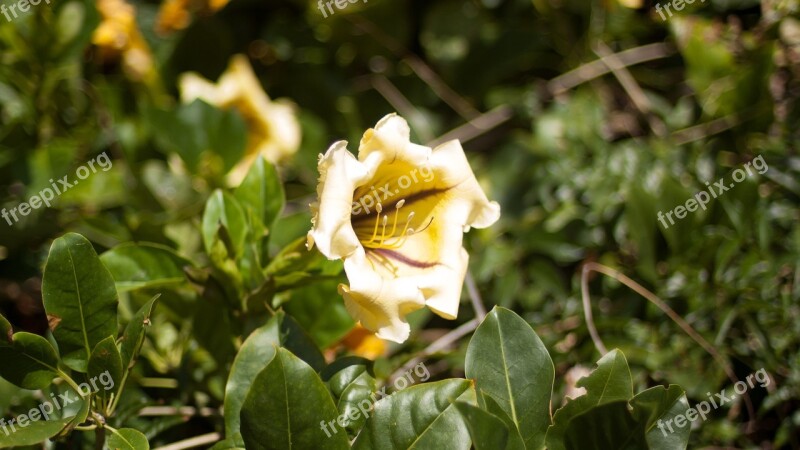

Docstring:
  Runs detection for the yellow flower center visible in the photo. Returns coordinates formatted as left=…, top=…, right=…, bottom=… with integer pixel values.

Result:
left=361, top=200, right=415, bottom=251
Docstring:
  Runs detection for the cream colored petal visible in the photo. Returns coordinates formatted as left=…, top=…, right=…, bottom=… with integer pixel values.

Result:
left=306, top=141, right=370, bottom=260
left=428, top=139, right=501, bottom=229
left=179, top=72, right=223, bottom=105
left=419, top=247, right=469, bottom=319
left=358, top=113, right=431, bottom=170
left=340, top=248, right=426, bottom=343
left=264, top=99, right=302, bottom=157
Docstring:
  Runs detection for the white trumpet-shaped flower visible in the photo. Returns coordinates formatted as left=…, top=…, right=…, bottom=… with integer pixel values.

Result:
left=307, top=114, right=500, bottom=343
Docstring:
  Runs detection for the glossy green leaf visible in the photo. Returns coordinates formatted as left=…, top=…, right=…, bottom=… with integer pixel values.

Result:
left=352, top=379, right=475, bottom=450
left=107, top=427, right=150, bottom=450
left=41, top=232, right=118, bottom=372
left=556, top=385, right=690, bottom=450
left=454, top=401, right=510, bottom=450
left=282, top=279, right=353, bottom=349
left=100, top=243, right=190, bottom=292
left=224, top=318, right=281, bottom=438
left=0, top=417, right=74, bottom=447
left=224, top=310, right=324, bottom=438
left=0, top=314, right=11, bottom=345
left=465, top=307, right=554, bottom=450
left=202, top=190, right=248, bottom=261
left=631, top=385, right=692, bottom=450
left=119, top=295, right=159, bottom=370
left=234, top=155, right=284, bottom=234
left=240, top=348, right=349, bottom=450
left=321, top=357, right=377, bottom=435
left=562, top=401, right=641, bottom=450
left=88, top=336, right=123, bottom=408
left=478, top=391, right=526, bottom=450
left=546, top=349, right=633, bottom=450
left=0, top=328, right=60, bottom=390
left=209, top=438, right=246, bottom=450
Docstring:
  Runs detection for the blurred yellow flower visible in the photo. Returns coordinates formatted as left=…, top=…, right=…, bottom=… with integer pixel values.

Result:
left=92, top=0, right=155, bottom=82
left=307, top=114, right=500, bottom=343
left=329, top=324, right=387, bottom=360
left=178, top=55, right=301, bottom=185
left=155, top=0, right=230, bottom=35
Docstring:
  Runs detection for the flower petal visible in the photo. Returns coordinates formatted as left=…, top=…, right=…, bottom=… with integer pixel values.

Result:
left=307, top=142, right=370, bottom=260
left=340, top=248, right=426, bottom=343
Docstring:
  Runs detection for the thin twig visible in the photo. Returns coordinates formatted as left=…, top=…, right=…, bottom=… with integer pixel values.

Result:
left=371, top=75, right=435, bottom=143
left=345, top=15, right=481, bottom=120
left=138, top=406, right=220, bottom=417
left=465, top=271, right=487, bottom=320
left=580, top=262, right=756, bottom=432
left=547, top=43, right=674, bottom=96
left=593, top=42, right=668, bottom=137
left=152, top=432, right=222, bottom=450
left=671, top=114, right=740, bottom=145
left=427, top=105, right=513, bottom=148
left=580, top=265, right=608, bottom=355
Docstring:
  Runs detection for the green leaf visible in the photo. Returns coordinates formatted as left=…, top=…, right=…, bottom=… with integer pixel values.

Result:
left=279, top=313, right=326, bottom=372
left=282, top=279, right=353, bottom=349
left=478, top=391, right=526, bottom=450
left=234, top=155, right=284, bottom=235
left=352, top=379, right=475, bottom=450
left=321, top=357, right=377, bottom=436
left=557, top=385, right=690, bottom=450
left=149, top=100, right=247, bottom=172
left=224, top=319, right=281, bottom=438
left=209, top=438, right=246, bottom=450
left=202, top=190, right=248, bottom=261
left=0, top=417, right=74, bottom=447
left=562, top=401, right=641, bottom=450
left=107, top=427, right=150, bottom=450
left=546, top=349, right=633, bottom=450
left=454, top=401, right=510, bottom=450
left=240, top=348, right=349, bottom=450
left=0, top=328, right=60, bottom=390
left=631, top=385, right=691, bottom=450
left=465, top=307, right=554, bottom=450
left=0, top=314, right=11, bottom=344
left=88, top=336, right=123, bottom=408
left=42, top=233, right=119, bottom=372
left=100, top=243, right=190, bottom=292
left=119, top=295, right=159, bottom=370
left=224, top=311, right=324, bottom=437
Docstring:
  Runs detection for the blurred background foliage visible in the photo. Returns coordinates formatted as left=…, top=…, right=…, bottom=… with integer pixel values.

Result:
left=0, top=0, right=798, bottom=447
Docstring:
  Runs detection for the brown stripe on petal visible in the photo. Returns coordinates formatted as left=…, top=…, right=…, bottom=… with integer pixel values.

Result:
left=352, top=186, right=452, bottom=223
left=370, top=248, right=438, bottom=269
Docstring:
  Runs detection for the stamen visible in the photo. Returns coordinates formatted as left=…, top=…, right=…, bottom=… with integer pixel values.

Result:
left=378, top=215, right=389, bottom=245
left=360, top=198, right=431, bottom=251
left=385, top=200, right=405, bottom=238
left=365, top=208, right=382, bottom=244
